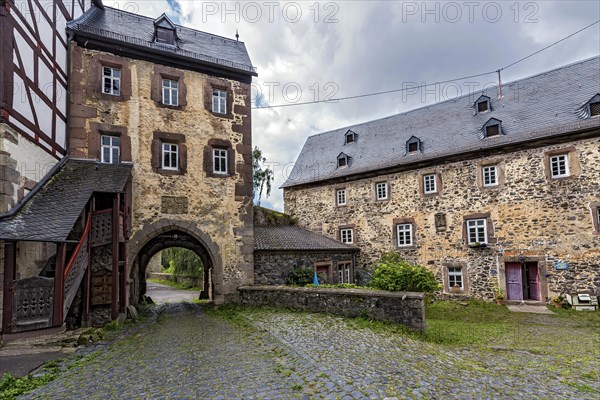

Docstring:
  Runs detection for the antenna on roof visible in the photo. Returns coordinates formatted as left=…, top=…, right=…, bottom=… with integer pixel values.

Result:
left=497, top=69, right=503, bottom=99
left=235, top=29, right=239, bottom=41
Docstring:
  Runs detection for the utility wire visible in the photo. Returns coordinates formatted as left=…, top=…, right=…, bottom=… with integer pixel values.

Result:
left=253, top=19, right=600, bottom=110
left=253, top=71, right=496, bottom=109
left=501, top=19, right=600, bottom=71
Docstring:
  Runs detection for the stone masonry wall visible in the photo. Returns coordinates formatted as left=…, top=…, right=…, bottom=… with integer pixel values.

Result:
left=284, top=135, right=600, bottom=300
left=68, top=44, right=254, bottom=303
left=238, top=285, right=425, bottom=332
left=254, top=251, right=355, bottom=285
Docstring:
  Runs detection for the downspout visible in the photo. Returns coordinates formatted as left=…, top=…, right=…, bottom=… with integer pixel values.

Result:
left=65, top=31, right=74, bottom=157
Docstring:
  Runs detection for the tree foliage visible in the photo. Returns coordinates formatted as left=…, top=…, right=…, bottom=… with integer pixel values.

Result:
left=161, top=247, right=203, bottom=277
left=252, top=146, right=274, bottom=205
left=371, top=253, right=440, bottom=293
left=286, top=267, right=314, bottom=286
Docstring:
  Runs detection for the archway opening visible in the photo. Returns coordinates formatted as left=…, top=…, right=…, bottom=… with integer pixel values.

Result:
left=130, top=230, right=213, bottom=304
left=145, top=247, right=204, bottom=301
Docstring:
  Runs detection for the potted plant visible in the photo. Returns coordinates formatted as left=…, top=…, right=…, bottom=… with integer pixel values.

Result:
left=551, top=295, right=564, bottom=308
left=494, top=287, right=505, bottom=305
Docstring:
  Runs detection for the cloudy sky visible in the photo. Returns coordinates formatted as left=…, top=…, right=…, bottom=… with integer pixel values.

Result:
left=120, top=0, right=599, bottom=211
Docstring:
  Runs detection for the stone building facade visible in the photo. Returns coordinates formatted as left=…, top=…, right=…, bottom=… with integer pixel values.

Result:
left=283, top=58, right=600, bottom=301
left=66, top=6, right=257, bottom=304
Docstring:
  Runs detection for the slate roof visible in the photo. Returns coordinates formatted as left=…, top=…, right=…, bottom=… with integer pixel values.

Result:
left=67, top=5, right=256, bottom=76
left=282, top=56, right=600, bottom=188
left=0, top=159, right=132, bottom=242
left=255, top=226, right=358, bottom=252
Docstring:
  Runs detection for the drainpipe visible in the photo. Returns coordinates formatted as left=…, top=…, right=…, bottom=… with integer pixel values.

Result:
left=65, top=31, right=74, bottom=156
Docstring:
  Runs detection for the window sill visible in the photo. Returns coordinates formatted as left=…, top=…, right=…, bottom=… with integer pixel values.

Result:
left=397, top=245, right=417, bottom=250
left=156, top=102, right=184, bottom=111
left=206, top=172, right=233, bottom=179
left=96, top=92, right=129, bottom=102
left=208, top=110, right=233, bottom=119
left=155, top=168, right=185, bottom=176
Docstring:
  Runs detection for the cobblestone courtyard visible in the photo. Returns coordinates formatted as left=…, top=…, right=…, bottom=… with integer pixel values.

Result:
left=23, top=303, right=599, bottom=399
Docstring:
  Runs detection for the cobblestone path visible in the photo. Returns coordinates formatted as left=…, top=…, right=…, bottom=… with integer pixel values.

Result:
left=23, top=304, right=599, bottom=399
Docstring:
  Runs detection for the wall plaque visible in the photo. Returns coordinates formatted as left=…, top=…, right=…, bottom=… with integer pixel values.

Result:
left=161, top=196, right=189, bottom=214
left=434, top=213, right=447, bottom=232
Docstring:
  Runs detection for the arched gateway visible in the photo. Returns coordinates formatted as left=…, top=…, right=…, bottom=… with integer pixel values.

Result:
left=128, top=220, right=222, bottom=304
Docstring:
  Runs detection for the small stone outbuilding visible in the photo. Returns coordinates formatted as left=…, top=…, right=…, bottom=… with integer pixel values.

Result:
left=254, top=225, right=359, bottom=285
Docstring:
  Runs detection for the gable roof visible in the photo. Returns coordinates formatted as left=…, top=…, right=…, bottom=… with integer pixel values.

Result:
left=282, top=56, right=600, bottom=188
left=0, top=159, right=132, bottom=242
left=67, top=5, right=256, bottom=76
left=255, top=226, right=358, bottom=252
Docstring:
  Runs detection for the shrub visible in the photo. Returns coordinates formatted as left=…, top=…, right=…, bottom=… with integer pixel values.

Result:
left=371, top=254, right=440, bottom=293
left=287, top=267, right=314, bottom=286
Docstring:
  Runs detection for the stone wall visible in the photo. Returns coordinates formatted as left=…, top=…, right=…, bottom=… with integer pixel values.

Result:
left=284, top=135, right=600, bottom=300
left=254, top=251, right=355, bottom=285
left=238, top=285, right=425, bottom=331
left=68, top=44, right=254, bottom=304
left=147, top=272, right=202, bottom=289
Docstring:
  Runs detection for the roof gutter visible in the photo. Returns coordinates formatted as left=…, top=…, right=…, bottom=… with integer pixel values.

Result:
left=282, top=124, right=600, bottom=190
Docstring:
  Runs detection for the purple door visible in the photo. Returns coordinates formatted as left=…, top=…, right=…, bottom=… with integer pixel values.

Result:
left=527, top=264, right=540, bottom=301
left=506, top=263, right=523, bottom=300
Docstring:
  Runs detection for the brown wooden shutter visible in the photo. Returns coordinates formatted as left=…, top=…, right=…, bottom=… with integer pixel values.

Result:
left=151, top=139, right=161, bottom=170
left=120, top=135, right=132, bottom=162
left=179, top=143, right=187, bottom=174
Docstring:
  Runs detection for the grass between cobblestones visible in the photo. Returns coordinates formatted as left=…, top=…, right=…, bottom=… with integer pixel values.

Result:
left=210, top=300, right=600, bottom=395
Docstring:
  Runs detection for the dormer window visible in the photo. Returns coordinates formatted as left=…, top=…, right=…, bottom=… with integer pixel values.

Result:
left=345, top=130, right=356, bottom=144
left=405, top=136, right=422, bottom=155
left=474, top=95, right=491, bottom=114
left=482, top=118, right=502, bottom=138
left=154, top=14, right=177, bottom=46
left=588, top=94, right=600, bottom=117
left=337, top=152, right=349, bottom=168
left=591, top=101, right=600, bottom=117
left=577, top=94, right=600, bottom=119
left=156, top=28, right=175, bottom=45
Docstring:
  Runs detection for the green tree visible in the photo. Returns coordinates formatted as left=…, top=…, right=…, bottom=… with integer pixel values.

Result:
left=161, top=248, right=203, bottom=277
left=253, top=146, right=274, bottom=205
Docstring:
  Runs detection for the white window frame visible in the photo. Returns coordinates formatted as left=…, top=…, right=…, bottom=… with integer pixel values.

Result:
left=423, top=174, right=437, bottom=194
left=213, top=148, right=228, bottom=175
left=482, top=165, right=498, bottom=187
left=101, top=135, right=120, bottom=164
left=336, top=189, right=346, bottom=206
left=447, top=267, right=464, bottom=290
left=162, top=143, right=179, bottom=170
left=162, top=78, right=179, bottom=106
left=102, top=66, right=121, bottom=96
left=467, top=219, right=487, bottom=244
left=338, top=262, right=351, bottom=283
left=550, top=154, right=569, bottom=178
left=396, top=223, right=413, bottom=247
left=375, top=182, right=388, bottom=200
left=340, top=228, right=353, bottom=244
left=212, top=89, right=227, bottom=114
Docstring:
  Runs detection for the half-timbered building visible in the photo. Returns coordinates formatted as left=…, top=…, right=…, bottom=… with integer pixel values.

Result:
left=1, top=1, right=256, bottom=339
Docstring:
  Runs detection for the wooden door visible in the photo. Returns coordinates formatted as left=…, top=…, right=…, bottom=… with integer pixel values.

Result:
left=506, top=263, right=523, bottom=300
left=527, top=264, right=540, bottom=301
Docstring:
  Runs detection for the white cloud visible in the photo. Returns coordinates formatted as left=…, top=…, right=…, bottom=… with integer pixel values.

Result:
left=129, top=1, right=600, bottom=211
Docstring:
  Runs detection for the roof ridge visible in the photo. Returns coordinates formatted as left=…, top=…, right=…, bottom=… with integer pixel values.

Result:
left=305, top=55, right=600, bottom=140
left=101, top=5, right=246, bottom=45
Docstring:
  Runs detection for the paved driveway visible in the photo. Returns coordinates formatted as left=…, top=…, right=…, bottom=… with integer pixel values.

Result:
left=23, top=304, right=599, bottom=399
left=146, top=281, right=199, bottom=303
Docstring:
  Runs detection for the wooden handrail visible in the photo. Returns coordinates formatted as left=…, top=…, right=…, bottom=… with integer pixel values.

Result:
left=64, top=211, right=92, bottom=279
